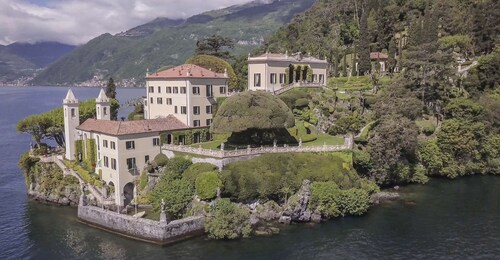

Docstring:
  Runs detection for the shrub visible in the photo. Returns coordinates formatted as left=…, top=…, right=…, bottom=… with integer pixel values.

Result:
left=335, top=189, right=370, bottom=216
left=148, top=177, right=193, bottom=219
left=310, top=182, right=341, bottom=218
left=164, top=157, right=192, bottom=179
left=294, top=98, right=309, bottom=108
left=205, top=199, right=252, bottom=239
left=154, top=153, right=169, bottom=167
left=421, top=124, right=436, bottom=136
left=183, top=163, right=217, bottom=186
left=195, top=171, right=222, bottom=200
left=139, top=171, right=148, bottom=190
left=18, top=152, right=40, bottom=173
left=221, top=153, right=359, bottom=202
left=411, top=164, right=429, bottom=184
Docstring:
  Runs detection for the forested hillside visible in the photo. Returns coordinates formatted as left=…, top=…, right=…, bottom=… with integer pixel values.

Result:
left=32, top=0, right=316, bottom=85
left=265, top=0, right=499, bottom=186
left=263, top=0, right=498, bottom=76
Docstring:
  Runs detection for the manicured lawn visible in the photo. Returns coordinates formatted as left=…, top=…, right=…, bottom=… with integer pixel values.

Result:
left=302, top=133, right=345, bottom=146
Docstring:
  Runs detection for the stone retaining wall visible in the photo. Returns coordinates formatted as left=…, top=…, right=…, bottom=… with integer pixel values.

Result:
left=78, top=205, right=204, bottom=245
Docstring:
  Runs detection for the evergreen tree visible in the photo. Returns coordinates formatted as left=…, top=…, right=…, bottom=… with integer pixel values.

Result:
left=387, top=37, right=397, bottom=73
left=105, top=78, right=117, bottom=99
left=357, top=7, right=371, bottom=75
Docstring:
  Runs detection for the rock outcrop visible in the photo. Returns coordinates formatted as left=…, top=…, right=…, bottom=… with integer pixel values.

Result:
left=370, top=191, right=400, bottom=204
left=281, top=179, right=313, bottom=223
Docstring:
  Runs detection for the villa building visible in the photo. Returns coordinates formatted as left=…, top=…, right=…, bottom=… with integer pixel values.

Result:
left=144, top=64, right=229, bottom=127
left=247, top=52, right=328, bottom=92
left=63, top=64, right=224, bottom=206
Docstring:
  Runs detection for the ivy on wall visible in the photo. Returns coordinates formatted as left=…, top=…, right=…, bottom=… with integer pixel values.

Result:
left=160, top=128, right=211, bottom=145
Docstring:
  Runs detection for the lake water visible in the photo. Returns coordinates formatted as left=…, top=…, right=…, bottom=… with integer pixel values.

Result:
left=0, top=86, right=499, bottom=259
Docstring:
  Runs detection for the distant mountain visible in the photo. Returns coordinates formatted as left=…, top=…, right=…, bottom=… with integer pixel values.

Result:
left=32, top=0, right=316, bottom=86
left=0, top=42, right=76, bottom=84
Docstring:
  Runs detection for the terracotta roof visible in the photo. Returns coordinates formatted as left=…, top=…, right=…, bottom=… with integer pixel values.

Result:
left=370, top=52, right=388, bottom=60
left=146, top=64, right=228, bottom=79
left=248, top=52, right=328, bottom=64
left=77, top=115, right=188, bottom=136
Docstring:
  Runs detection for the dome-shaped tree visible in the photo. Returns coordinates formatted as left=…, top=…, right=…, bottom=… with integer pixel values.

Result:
left=185, top=54, right=238, bottom=91
left=212, top=91, right=295, bottom=144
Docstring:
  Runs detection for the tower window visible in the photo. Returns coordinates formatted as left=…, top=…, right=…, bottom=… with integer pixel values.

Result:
left=103, top=107, right=107, bottom=115
left=71, top=108, right=76, bottom=118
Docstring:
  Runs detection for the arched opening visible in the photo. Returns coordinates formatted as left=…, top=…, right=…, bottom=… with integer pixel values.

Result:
left=123, top=182, right=134, bottom=206
left=103, top=107, right=108, bottom=116
left=295, top=65, right=302, bottom=82
left=107, top=181, right=115, bottom=199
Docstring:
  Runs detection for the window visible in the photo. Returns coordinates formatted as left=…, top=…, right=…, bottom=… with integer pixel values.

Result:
left=193, top=86, right=200, bottom=95
left=158, top=86, right=161, bottom=93
left=103, top=140, right=108, bottom=148
left=126, top=158, right=136, bottom=170
left=279, top=73, right=286, bottom=84
left=193, top=120, right=200, bottom=127
left=153, top=138, right=160, bottom=146
left=110, top=141, right=116, bottom=150
left=71, top=108, right=76, bottom=118
left=206, top=119, right=212, bottom=126
left=206, top=105, right=212, bottom=114
left=166, top=87, right=172, bottom=93
left=173, top=87, right=179, bottom=93
left=312, top=74, right=318, bottom=82
left=157, top=97, right=163, bottom=104
left=111, top=158, right=116, bottom=170
left=150, top=97, right=154, bottom=104
left=193, top=106, right=200, bottom=115
left=220, top=86, right=226, bottom=94
left=180, top=87, right=186, bottom=94
left=319, top=74, right=324, bottom=83
left=103, top=107, right=108, bottom=115
left=181, top=106, right=187, bottom=114
left=166, top=98, right=172, bottom=105
left=254, top=73, right=261, bottom=87
left=103, top=156, right=109, bottom=167
left=270, top=73, right=277, bottom=84
left=174, top=106, right=178, bottom=114
left=145, top=155, right=150, bottom=164
left=126, top=141, right=135, bottom=150
left=206, top=85, right=213, bottom=97
left=148, top=86, right=154, bottom=93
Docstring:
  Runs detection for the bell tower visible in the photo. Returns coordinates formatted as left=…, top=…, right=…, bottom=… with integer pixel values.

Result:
left=96, top=88, right=111, bottom=120
left=63, top=89, right=79, bottom=160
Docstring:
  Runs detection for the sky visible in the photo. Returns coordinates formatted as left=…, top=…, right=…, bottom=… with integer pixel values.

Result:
left=0, top=0, right=252, bottom=45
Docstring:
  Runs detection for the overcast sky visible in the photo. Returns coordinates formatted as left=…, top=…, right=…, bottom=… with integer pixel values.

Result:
left=0, top=0, right=252, bottom=45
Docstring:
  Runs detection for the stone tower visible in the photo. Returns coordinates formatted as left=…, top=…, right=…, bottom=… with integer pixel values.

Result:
left=63, top=89, right=79, bottom=160
left=96, top=88, right=111, bottom=120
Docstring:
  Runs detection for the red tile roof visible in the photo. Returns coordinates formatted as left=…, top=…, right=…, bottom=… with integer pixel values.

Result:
left=146, top=64, right=228, bottom=79
left=77, top=115, right=188, bottom=136
left=370, top=52, right=388, bottom=60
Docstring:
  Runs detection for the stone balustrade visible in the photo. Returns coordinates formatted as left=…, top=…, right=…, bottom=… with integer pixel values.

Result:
left=163, top=135, right=353, bottom=159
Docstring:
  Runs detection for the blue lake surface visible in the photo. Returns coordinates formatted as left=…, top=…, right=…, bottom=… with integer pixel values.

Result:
left=0, top=86, right=498, bottom=259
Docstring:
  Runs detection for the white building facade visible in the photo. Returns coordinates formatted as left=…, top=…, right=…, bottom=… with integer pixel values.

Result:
left=144, top=64, right=229, bottom=127
left=247, top=52, right=328, bottom=92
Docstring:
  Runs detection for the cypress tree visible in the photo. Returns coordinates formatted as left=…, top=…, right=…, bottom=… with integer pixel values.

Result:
left=357, top=7, right=372, bottom=75
left=105, top=77, right=117, bottom=99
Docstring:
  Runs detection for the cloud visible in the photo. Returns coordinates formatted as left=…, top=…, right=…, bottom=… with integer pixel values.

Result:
left=0, top=0, right=251, bottom=45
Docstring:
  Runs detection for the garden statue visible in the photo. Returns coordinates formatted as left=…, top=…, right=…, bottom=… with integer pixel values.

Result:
left=273, top=139, right=277, bottom=147
left=221, top=142, right=225, bottom=151
left=299, top=138, right=302, bottom=147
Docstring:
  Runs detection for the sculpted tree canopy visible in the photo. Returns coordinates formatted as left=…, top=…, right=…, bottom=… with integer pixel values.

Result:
left=185, top=54, right=239, bottom=91
left=212, top=91, right=295, bottom=144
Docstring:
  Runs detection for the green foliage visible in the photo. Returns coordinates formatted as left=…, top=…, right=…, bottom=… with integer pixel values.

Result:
left=335, top=188, right=369, bottom=216
left=163, top=157, right=192, bottom=180
left=195, top=171, right=222, bottom=200
left=18, top=152, right=40, bottom=173
left=221, top=152, right=360, bottom=202
left=367, top=114, right=419, bottom=185
left=212, top=91, right=297, bottom=144
left=183, top=163, right=218, bottom=186
left=153, top=153, right=169, bottom=167
left=195, top=35, right=234, bottom=59
left=105, top=77, right=117, bottom=99
left=139, top=171, right=148, bottom=191
left=328, top=115, right=364, bottom=135
left=62, top=160, right=103, bottom=187
left=464, top=50, right=500, bottom=94
left=357, top=8, right=371, bottom=75
left=310, top=182, right=341, bottom=218
left=185, top=54, right=238, bottom=91
left=205, top=199, right=252, bottom=240
left=411, top=165, right=429, bottom=184
left=445, top=98, right=483, bottom=121
left=148, top=177, right=193, bottom=219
